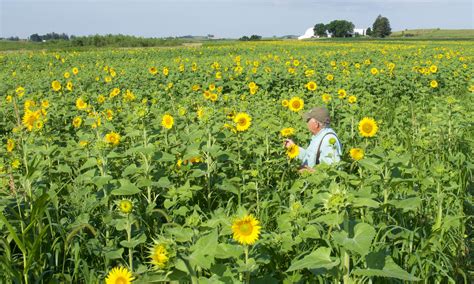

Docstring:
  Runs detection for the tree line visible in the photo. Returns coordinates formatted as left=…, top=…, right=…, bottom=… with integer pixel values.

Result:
left=313, top=15, right=391, bottom=38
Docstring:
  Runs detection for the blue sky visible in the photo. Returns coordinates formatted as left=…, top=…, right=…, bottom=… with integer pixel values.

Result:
left=1, top=0, right=473, bottom=38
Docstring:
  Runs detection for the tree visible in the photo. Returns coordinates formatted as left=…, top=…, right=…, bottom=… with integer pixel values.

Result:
left=29, top=34, right=42, bottom=42
left=313, top=23, right=327, bottom=37
left=239, top=36, right=250, bottom=41
left=366, top=27, right=372, bottom=36
left=372, top=15, right=391, bottom=38
left=326, top=20, right=354, bottom=37
left=249, top=35, right=262, bottom=41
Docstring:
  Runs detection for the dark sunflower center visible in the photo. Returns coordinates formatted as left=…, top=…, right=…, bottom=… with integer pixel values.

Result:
left=362, top=123, right=373, bottom=133
left=239, top=222, right=253, bottom=235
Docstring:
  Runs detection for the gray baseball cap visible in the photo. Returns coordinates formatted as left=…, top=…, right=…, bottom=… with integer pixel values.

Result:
left=303, top=107, right=330, bottom=124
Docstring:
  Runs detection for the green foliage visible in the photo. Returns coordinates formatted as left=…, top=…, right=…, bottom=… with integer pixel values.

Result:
left=326, top=20, right=355, bottom=37
left=0, top=40, right=472, bottom=283
left=372, top=15, right=392, bottom=38
left=313, top=23, right=327, bottom=37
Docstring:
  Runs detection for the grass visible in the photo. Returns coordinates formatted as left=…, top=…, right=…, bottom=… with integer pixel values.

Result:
left=390, top=29, right=474, bottom=39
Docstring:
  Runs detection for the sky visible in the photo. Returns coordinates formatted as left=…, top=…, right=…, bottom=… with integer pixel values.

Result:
left=1, top=0, right=473, bottom=39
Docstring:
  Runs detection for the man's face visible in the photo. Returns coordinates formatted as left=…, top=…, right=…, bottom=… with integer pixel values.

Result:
left=307, top=118, right=322, bottom=135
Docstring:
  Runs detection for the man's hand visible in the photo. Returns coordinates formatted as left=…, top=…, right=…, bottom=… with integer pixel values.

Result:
left=284, top=139, right=295, bottom=148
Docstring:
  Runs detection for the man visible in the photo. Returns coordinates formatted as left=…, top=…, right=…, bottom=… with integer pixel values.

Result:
left=284, top=106, right=342, bottom=171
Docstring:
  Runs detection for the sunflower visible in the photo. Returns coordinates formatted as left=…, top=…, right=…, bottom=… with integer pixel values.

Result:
left=287, top=145, right=299, bottom=159
left=51, top=80, right=61, bottom=92
left=35, top=120, right=44, bottom=130
left=203, top=91, right=211, bottom=100
left=6, top=139, right=14, bottom=152
left=149, top=242, right=169, bottom=269
left=149, top=67, right=158, bottom=75
left=22, top=110, right=41, bottom=131
left=430, top=65, right=438, bottom=73
left=288, top=97, right=304, bottom=112
left=124, top=90, right=136, bottom=102
left=192, top=84, right=200, bottom=91
left=349, top=148, right=364, bottom=161
left=105, top=132, right=121, bottom=146
left=105, top=266, right=134, bottom=284
left=66, top=81, right=73, bottom=91
left=41, top=100, right=49, bottom=108
left=337, top=89, right=347, bottom=99
left=11, top=159, right=21, bottom=169
left=280, top=127, right=295, bottom=137
left=234, top=112, right=252, bottom=132
left=281, top=99, right=289, bottom=107
left=72, top=67, right=79, bottom=75
left=370, top=68, right=379, bottom=75
left=64, top=72, right=70, bottom=79
left=322, top=93, right=332, bottom=103
left=250, top=86, right=258, bottom=95
left=110, top=88, right=121, bottom=98
left=210, top=93, right=218, bottom=102
left=118, top=199, right=133, bottom=214
left=197, top=107, right=204, bottom=119
left=16, top=86, right=25, bottom=96
left=24, top=100, right=36, bottom=110
left=161, top=114, right=174, bottom=129
left=87, top=96, right=99, bottom=106
left=76, top=98, right=87, bottom=110
left=358, top=117, right=378, bottom=137
left=163, top=67, right=169, bottom=76
left=348, top=95, right=357, bottom=104
left=248, top=82, right=257, bottom=89
left=306, top=81, right=317, bottom=91
left=232, top=215, right=261, bottom=245
left=430, top=80, right=438, bottom=88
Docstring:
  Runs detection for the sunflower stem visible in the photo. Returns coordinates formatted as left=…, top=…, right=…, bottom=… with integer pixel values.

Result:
left=127, top=215, right=133, bottom=270
left=244, top=245, right=250, bottom=284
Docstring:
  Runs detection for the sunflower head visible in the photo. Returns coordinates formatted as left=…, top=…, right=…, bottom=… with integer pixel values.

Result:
left=105, top=266, right=134, bottom=284
left=232, top=214, right=261, bottom=245
left=358, top=117, right=378, bottom=138
left=234, top=112, right=252, bottom=132
left=349, top=148, right=364, bottom=161
left=6, top=139, right=14, bottom=153
left=161, top=114, right=174, bottom=129
left=280, top=127, right=295, bottom=137
left=105, top=132, right=121, bottom=146
left=51, top=80, right=61, bottom=92
left=288, top=97, right=304, bottom=112
left=306, top=81, right=317, bottom=91
left=287, top=145, right=299, bottom=159
left=281, top=99, right=289, bottom=107
left=118, top=199, right=133, bottom=214
left=149, top=242, right=169, bottom=269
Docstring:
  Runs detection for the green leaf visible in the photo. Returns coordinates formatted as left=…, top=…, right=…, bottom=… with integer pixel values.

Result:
left=388, top=197, right=421, bottom=212
left=189, top=229, right=218, bottom=269
left=104, top=248, right=124, bottom=260
left=120, top=233, right=147, bottom=248
left=287, top=247, right=340, bottom=272
left=215, top=243, right=243, bottom=259
left=352, top=254, right=420, bottom=281
left=111, top=179, right=141, bottom=195
left=332, top=223, right=375, bottom=257
left=353, top=197, right=380, bottom=208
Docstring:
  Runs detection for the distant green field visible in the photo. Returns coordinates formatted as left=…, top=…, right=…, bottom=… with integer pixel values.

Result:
left=391, top=29, right=474, bottom=39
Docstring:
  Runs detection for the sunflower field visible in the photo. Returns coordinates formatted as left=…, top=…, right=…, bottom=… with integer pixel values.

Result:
left=0, top=40, right=473, bottom=283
